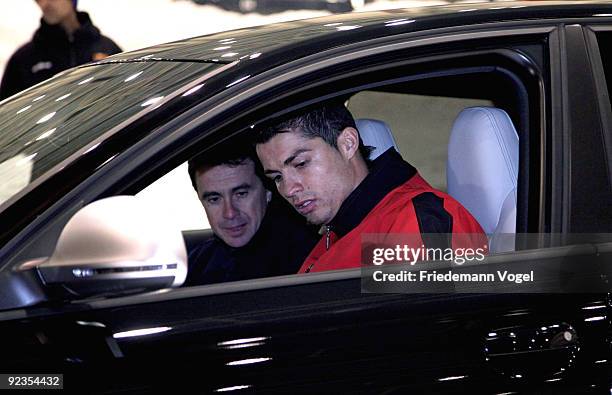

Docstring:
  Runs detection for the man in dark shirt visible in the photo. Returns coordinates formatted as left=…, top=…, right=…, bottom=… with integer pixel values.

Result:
left=184, top=145, right=318, bottom=286
left=0, top=0, right=121, bottom=99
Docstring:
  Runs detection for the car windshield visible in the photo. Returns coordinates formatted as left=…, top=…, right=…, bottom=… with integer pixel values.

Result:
left=0, top=61, right=221, bottom=208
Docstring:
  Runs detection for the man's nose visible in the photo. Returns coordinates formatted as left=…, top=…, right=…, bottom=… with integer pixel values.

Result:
left=280, top=174, right=303, bottom=199
left=222, top=200, right=238, bottom=219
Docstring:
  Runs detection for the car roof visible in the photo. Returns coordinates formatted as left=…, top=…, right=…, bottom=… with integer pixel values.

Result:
left=97, top=1, right=612, bottom=66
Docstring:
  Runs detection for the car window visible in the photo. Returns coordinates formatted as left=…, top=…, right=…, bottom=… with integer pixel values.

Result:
left=136, top=162, right=210, bottom=231
left=593, top=29, right=612, bottom=186
left=127, top=47, right=540, bottom=289
left=595, top=31, right=612, bottom=113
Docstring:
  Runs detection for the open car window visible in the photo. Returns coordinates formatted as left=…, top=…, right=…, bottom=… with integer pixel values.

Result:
left=129, top=43, right=542, bottom=288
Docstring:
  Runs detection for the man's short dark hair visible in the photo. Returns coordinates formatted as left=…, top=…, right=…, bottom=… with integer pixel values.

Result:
left=254, top=101, right=373, bottom=161
left=188, top=142, right=266, bottom=192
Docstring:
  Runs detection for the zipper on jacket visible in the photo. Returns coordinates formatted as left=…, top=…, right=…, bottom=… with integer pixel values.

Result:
left=306, top=225, right=333, bottom=273
left=325, top=226, right=331, bottom=250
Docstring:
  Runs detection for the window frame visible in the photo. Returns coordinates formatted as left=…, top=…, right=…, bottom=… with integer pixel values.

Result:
left=583, top=25, right=612, bottom=186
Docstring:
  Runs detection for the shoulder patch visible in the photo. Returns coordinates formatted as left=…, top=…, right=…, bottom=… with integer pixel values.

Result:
left=413, top=192, right=452, bottom=249
left=31, top=61, right=52, bottom=74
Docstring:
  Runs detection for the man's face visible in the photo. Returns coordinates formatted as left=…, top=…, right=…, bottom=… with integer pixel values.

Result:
left=257, top=131, right=355, bottom=225
left=195, top=160, right=270, bottom=248
left=35, top=0, right=75, bottom=25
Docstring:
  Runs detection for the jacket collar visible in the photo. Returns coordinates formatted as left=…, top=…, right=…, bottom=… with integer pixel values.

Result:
left=328, top=148, right=417, bottom=237
left=34, top=12, right=100, bottom=46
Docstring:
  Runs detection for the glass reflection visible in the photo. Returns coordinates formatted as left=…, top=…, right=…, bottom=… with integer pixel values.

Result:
left=218, top=336, right=268, bottom=350
left=385, top=19, right=415, bottom=27
left=182, top=84, right=205, bottom=97
left=226, top=357, right=271, bottom=366
left=215, top=385, right=252, bottom=392
left=141, top=96, right=165, bottom=107
left=16, top=105, right=32, bottom=114
left=36, top=112, right=56, bottom=124
left=336, top=25, right=361, bottom=31
left=35, top=128, right=57, bottom=141
left=55, top=93, right=71, bottom=101
left=226, top=75, right=250, bottom=87
left=218, top=337, right=268, bottom=346
left=124, top=71, right=144, bottom=82
left=438, top=375, right=467, bottom=382
left=113, top=326, right=172, bottom=339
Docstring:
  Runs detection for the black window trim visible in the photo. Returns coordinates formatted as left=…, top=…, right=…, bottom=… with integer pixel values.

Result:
left=559, top=24, right=612, bottom=232
left=583, top=25, right=612, bottom=195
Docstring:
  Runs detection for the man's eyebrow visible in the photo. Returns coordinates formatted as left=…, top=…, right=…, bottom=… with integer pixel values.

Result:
left=231, top=183, right=251, bottom=193
left=283, top=149, right=311, bottom=166
left=201, top=191, right=220, bottom=200
left=264, top=149, right=311, bottom=175
left=201, top=184, right=251, bottom=199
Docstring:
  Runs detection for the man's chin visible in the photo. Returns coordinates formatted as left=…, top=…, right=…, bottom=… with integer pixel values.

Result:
left=223, top=237, right=249, bottom=248
left=305, top=212, right=330, bottom=227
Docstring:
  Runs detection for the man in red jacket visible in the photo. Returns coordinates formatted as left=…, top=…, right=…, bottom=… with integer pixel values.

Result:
left=255, top=102, right=486, bottom=273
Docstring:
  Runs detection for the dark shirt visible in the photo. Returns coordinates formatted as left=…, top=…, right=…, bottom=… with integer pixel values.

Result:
left=0, top=12, right=122, bottom=99
left=184, top=198, right=319, bottom=286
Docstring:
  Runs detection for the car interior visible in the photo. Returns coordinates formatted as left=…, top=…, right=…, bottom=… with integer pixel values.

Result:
left=148, top=50, right=541, bottom=286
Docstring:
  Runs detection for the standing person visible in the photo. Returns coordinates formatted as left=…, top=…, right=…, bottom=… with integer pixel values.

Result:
left=185, top=144, right=319, bottom=286
left=255, top=102, right=487, bottom=273
left=0, top=0, right=122, bottom=99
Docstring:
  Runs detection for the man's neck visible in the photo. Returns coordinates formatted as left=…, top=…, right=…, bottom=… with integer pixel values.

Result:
left=352, top=157, right=369, bottom=191
left=60, top=12, right=80, bottom=36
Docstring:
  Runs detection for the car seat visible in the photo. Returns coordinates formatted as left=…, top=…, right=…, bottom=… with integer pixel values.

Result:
left=356, top=118, right=400, bottom=160
left=447, top=107, right=519, bottom=253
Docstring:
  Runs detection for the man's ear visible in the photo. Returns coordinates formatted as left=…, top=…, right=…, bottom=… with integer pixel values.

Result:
left=337, top=127, right=360, bottom=160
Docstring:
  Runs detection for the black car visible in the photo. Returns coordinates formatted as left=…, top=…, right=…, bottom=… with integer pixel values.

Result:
left=0, top=1, right=611, bottom=393
left=192, top=0, right=368, bottom=13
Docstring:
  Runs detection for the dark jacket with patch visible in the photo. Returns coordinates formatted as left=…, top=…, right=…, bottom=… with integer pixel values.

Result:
left=0, top=12, right=121, bottom=99
left=185, top=198, right=319, bottom=286
left=299, top=148, right=487, bottom=273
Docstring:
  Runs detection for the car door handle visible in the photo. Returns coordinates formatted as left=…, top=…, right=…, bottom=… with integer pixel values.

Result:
left=484, top=323, right=579, bottom=379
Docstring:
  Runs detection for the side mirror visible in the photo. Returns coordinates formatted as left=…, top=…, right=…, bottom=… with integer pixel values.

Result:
left=22, top=196, right=187, bottom=299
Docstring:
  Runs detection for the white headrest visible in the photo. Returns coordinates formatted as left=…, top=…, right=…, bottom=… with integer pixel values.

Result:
left=356, top=118, right=399, bottom=160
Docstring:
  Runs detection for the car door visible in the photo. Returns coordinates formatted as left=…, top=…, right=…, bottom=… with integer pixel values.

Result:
left=1, top=19, right=611, bottom=395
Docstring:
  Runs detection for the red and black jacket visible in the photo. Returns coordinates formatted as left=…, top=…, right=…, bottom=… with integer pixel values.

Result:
left=299, top=148, right=486, bottom=273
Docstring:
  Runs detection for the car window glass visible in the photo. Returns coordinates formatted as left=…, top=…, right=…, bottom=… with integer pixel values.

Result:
left=595, top=31, right=612, bottom=113
left=0, top=61, right=221, bottom=207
